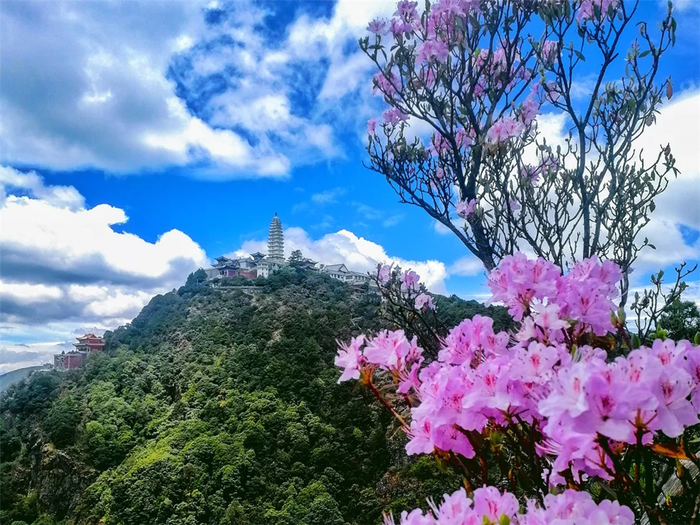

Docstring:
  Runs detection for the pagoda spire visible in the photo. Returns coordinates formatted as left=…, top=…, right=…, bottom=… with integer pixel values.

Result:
left=268, top=213, right=284, bottom=261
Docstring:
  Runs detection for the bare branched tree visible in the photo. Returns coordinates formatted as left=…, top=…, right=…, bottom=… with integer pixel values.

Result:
left=363, top=0, right=679, bottom=305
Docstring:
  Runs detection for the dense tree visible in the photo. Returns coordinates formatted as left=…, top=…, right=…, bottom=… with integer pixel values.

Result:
left=0, top=269, right=501, bottom=525
left=658, top=299, right=700, bottom=342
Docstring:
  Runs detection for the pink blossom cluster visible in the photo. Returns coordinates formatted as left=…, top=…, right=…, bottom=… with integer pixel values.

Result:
left=383, top=107, right=409, bottom=125
left=455, top=127, right=475, bottom=148
left=390, top=0, right=420, bottom=38
left=578, top=0, right=620, bottom=23
left=429, top=133, right=451, bottom=156
left=335, top=330, right=425, bottom=393
left=416, top=293, right=435, bottom=311
left=416, top=39, right=449, bottom=64
left=402, top=270, right=420, bottom=292
left=520, top=153, right=560, bottom=185
left=337, top=253, right=700, bottom=489
left=374, top=70, right=399, bottom=97
left=540, top=338, right=700, bottom=483
left=540, top=40, right=559, bottom=66
left=486, top=116, right=525, bottom=144
left=487, top=253, right=621, bottom=334
left=384, top=486, right=634, bottom=525
left=455, top=198, right=477, bottom=218
left=368, top=0, right=550, bottom=155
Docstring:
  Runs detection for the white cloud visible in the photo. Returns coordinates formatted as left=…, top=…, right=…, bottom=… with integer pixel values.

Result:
left=0, top=166, right=208, bottom=344
left=532, top=89, right=700, bottom=275
left=232, top=226, right=449, bottom=294
left=0, top=341, right=74, bottom=375
left=311, top=187, right=347, bottom=204
left=449, top=256, right=485, bottom=277
left=0, top=1, right=317, bottom=177
left=0, top=166, right=84, bottom=209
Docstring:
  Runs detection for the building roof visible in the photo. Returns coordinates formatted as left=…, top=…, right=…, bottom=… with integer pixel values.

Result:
left=322, top=263, right=349, bottom=273
left=76, top=333, right=103, bottom=341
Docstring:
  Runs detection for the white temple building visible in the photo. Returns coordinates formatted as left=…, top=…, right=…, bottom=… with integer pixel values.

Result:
left=317, top=263, right=372, bottom=285
left=205, top=213, right=373, bottom=287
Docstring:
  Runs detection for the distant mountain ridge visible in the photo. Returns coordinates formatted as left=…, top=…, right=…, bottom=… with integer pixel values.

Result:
left=0, top=365, right=48, bottom=392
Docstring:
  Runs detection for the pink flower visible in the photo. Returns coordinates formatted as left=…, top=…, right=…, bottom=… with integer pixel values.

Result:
left=373, top=70, right=398, bottom=97
left=405, top=417, right=434, bottom=455
left=429, top=134, right=451, bottom=155
left=367, top=18, right=389, bottom=35
left=433, top=488, right=473, bottom=522
left=651, top=365, right=698, bottom=437
left=455, top=198, right=477, bottom=218
left=578, top=0, right=620, bottom=23
left=511, top=341, right=560, bottom=384
left=335, top=335, right=366, bottom=383
left=390, top=18, right=414, bottom=38
left=388, top=487, right=635, bottom=525
left=383, top=107, right=409, bottom=125
left=506, top=198, right=521, bottom=212
left=367, top=118, right=378, bottom=135
left=455, top=127, right=475, bottom=148
left=520, top=94, right=540, bottom=125
left=415, top=293, right=435, bottom=310
left=486, top=116, right=524, bottom=144
left=521, top=164, right=540, bottom=184
left=402, top=269, right=420, bottom=291
left=541, top=40, right=559, bottom=65
left=364, top=330, right=423, bottom=370
left=531, top=303, right=570, bottom=333
left=416, top=39, right=449, bottom=64
left=378, top=263, right=393, bottom=284
left=472, top=486, right=519, bottom=524
left=398, top=362, right=423, bottom=394
left=544, top=80, right=561, bottom=103
left=395, top=0, right=418, bottom=21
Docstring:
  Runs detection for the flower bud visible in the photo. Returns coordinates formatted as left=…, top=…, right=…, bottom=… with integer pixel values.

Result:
left=617, top=307, right=626, bottom=324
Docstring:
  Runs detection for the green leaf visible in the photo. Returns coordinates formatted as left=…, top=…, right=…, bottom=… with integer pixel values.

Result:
left=574, top=50, right=585, bottom=62
left=694, top=332, right=700, bottom=345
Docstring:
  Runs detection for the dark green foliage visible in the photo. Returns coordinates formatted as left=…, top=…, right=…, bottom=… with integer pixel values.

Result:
left=657, top=299, right=700, bottom=342
left=0, top=270, right=507, bottom=525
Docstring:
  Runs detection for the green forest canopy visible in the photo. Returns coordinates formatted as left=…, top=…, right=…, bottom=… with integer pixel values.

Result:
left=0, top=268, right=511, bottom=525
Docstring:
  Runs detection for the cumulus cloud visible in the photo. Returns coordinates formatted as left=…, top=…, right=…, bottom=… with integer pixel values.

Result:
left=0, top=166, right=208, bottom=329
left=0, top=1, right=307, bottom=177
left=449, top=256, right=485, bottom=277
left=0, top=0, right=395, bottom=178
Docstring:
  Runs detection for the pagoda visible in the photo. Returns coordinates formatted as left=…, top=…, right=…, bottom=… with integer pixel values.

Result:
left=268, top=212, right=285, bottom=262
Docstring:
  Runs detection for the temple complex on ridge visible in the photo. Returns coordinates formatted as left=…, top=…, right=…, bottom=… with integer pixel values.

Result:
left=205, top=213, right=373, bottom=287
left=54, top=333, right=105, bottom=370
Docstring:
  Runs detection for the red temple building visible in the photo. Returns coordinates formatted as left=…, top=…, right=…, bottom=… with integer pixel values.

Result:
left=54, top=333, right=105, bottom=370
left=74, top=333, right=105, bottom=352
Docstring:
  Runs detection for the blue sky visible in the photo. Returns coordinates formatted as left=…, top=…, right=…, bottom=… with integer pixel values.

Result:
left=1, top=0, right=699, bottom=372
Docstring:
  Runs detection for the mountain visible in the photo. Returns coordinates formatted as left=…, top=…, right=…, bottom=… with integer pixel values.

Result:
left=0, top=267, right=508, bottom=525
left=0, top=366, right=49, bottom=393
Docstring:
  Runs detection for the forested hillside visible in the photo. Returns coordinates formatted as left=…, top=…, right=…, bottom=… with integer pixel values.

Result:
left=0, top=268, right=509, bottom=525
